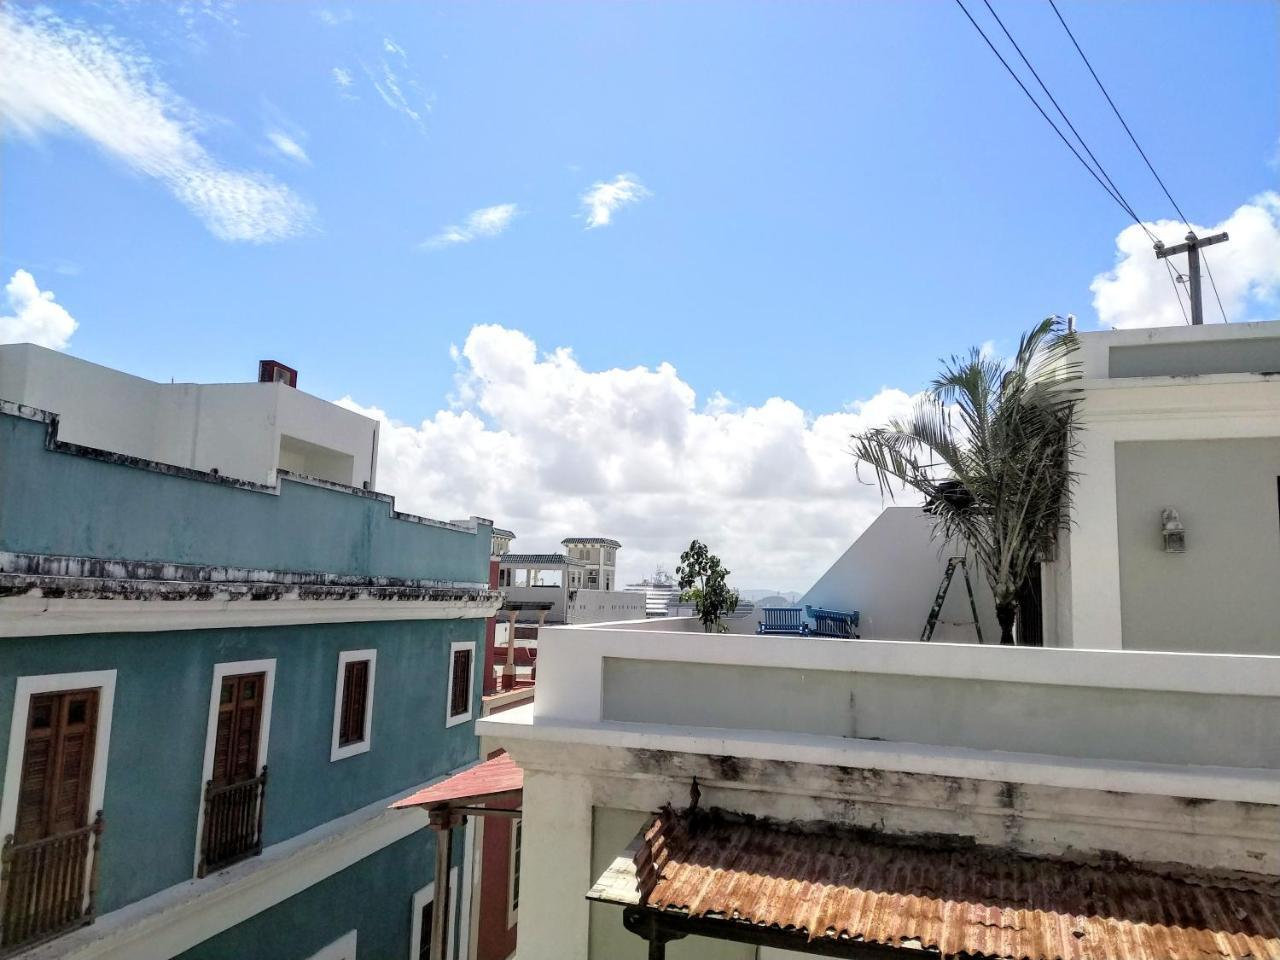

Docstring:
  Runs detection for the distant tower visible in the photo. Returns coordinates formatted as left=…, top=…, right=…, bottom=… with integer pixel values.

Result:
left=491, top=527, right=515, bottom=557
left=560, top=537, right=621, bottom=591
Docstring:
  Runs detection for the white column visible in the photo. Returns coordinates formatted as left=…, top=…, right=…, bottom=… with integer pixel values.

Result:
left=1069, top=425, right=1123, bottom=649
left=515, top=770, right=593, bottom=960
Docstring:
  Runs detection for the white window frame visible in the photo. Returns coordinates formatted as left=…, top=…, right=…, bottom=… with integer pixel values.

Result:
left=409, top=866, right=458, bottom=960
left=0, top=670, right=117, bottom=921
left=330, top=649, right=377, bottom=762
left=445, top=641, right=476, bottom=728
left=307, top=930, right=357, bottom=960
left=193, top=658, right=276, bottom=876
left=507, top=817, right=522, bottom=928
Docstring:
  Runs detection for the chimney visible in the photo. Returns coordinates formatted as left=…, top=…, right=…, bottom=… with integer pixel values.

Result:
left=258, top=360, right=298, bottom=388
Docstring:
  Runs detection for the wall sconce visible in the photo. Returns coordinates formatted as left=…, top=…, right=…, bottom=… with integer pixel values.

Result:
left=1161, top=508, right=1186, bottom=553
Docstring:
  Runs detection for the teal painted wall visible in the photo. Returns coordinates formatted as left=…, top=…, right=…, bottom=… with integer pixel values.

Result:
left=176, top=827, right=466, bottom=960
left=0, top=413, right=490, bottom=583
left=0, top=618, right=485, bottom=914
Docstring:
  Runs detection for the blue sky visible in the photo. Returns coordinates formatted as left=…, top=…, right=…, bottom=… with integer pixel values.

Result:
left=2, top=1, right=1278, bottom=587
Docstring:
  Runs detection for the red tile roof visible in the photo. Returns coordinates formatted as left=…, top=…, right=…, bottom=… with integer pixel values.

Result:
left=589, top=806, right=1280, bottom=960
left=392, top=753, right=523, bottom=810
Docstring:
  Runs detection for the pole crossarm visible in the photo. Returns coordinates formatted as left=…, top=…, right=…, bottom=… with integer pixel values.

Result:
left=1153, top=231, right=1228, bottom=259
left=1154, top=232, right=1230, bottom=325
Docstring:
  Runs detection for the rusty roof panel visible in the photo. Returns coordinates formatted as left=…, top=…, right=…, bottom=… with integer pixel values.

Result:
left=595, top=807, right=1280, bottom=960
left=392, top=752, right=522, bottom=810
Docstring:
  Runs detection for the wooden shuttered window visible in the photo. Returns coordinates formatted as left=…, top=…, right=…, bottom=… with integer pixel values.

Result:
left=338, top=659, right=370, bottom=747
left=449, top=647, right=473, bottom=719
left=212, top=672, right=264, bottom=787
left=15, top=689, right=99, bottom=845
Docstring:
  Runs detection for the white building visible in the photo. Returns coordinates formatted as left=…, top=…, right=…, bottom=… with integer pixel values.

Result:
left=481, top=320, right=1280, bottom=960
left=497, top=538, right=644, bottom=625
left=0, top=343, right=378, bottom=488
left=561, top=537, right=621, bottom=592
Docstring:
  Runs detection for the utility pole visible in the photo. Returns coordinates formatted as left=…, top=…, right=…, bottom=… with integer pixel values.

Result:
left=1154, top=231, right=1229, bottom=325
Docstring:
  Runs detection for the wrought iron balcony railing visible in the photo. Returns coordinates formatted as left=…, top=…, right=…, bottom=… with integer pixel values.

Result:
left=198, top=766, right=267, bottom=878
left=0, top=812, right=104, bottom=955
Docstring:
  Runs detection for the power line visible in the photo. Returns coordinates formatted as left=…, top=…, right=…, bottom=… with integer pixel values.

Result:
left=951, top=0, right=1190, bottom=319
left=1202, top=251, right=1229, bottom=323
left=1047, top=0, right=1190, bottom=225
left=1162, top=258, right=1190, bottom=325
left=1049, top=0, right=1229, bottom=323
left=950, top=0, right=1151, bottom=235
left=978, top=0, right=1152, bottom=241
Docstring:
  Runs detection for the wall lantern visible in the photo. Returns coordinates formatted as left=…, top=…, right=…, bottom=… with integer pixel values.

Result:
left=1161, top=507, right=1186, bottom=553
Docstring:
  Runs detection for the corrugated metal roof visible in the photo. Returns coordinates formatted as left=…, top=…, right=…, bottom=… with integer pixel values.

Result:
left=561, top=537, right=622, bottom=548
left=392, top=753, right=522, bottom=810
left=588, top=806, right=1280, bottom=960
left=498, top=553, right=586, bottom=566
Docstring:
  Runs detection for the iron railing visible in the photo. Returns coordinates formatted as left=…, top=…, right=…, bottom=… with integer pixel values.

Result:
left=0, top=812, right=103, bottom=954
left=198, top=766, right=267, bottom=878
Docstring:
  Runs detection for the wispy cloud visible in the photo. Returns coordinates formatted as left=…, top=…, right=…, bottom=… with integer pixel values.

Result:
left=368, top=59, right=423, bottom=126
left=266, top=129, right=309, bottom=165
left=580, top=173, right=650, bottom=229
left=0, top=6, right=312, bottom=242
left=360, top=37, right=431, bottom=129
left=0, top=269, right=78, bottom=350
left=331, top=66, right=357, bottom=101
left=422, top=204, right=519, bottom=250
left=316, top=8, right=353, bottom=27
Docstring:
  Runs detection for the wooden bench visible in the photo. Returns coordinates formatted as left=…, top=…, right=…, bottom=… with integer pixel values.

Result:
left=807, top=606, right=860, bottom=638
left=756, top=607, right=808, bottom=635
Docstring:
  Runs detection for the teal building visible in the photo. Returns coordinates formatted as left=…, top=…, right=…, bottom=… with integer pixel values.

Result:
left=0, top=395, right=500, bottom=960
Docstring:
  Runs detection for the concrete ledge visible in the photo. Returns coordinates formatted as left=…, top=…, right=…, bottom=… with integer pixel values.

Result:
left=478, top=705, right=1280, bottom=805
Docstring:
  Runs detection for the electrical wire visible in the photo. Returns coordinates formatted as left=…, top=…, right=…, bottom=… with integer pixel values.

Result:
left=1047, top=0, right=1189, bottom=225
left=952, top=0, right=1188, bottom=319
left=950, top=0, right=1151, bottom=235
left=1202, top=251, right=1229, bottom=323
left=1048, top=0, right=1229, bottom=323
left=978, top=0, right=1153, bottom=243
left=1162, top=258, right=1190, bottom=325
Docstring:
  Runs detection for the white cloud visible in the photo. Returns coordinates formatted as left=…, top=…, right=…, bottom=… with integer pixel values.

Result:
left=422, top=204, right=519, bottom=250
left=332, top=67, right=353, bottom=88
left=0, top=270, right=79, bottom=350
left=366, top=55, right=428, bottom=128
left=337, top=325, right=919, bottom=591
left=316, top=9, right=353, bottom=27
left=266, top=129, right=309, bottom=165
left=0, top=6, right=312, bottom=243
left=580, top=173, right=650, bottom=229
left=1091, top=193, right=1280, bottom=329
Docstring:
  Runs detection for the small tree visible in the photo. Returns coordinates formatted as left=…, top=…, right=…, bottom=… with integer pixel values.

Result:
left=849, top=317, right=1081, bottom=645
left=676, top=540, right=740, bottom=633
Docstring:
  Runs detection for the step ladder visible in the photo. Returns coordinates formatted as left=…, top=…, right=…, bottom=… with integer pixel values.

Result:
left=921, top=556, right=985, bottom=644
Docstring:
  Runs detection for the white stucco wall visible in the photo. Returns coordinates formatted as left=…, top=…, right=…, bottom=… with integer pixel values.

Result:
left=0, top=343, right=377, bottom=487
left=1115, top=437, right=1280, bottom=654
left=800, top=507, right=999, bottom=643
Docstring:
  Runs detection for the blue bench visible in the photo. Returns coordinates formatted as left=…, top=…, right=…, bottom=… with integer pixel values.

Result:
left=807, top=606, right=860, bottom=638
left=757, top=607, right=808, bottom=635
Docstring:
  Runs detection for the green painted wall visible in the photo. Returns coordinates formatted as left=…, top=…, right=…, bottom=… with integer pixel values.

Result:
left=176, top=827, right=464, bottom=960
left=0, top=618, right=485, bottom=914
left=0, top=413, right=490, bottom=582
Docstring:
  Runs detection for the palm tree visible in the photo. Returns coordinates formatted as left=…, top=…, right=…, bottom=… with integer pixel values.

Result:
left=850, top=317, right=1081, bottom=645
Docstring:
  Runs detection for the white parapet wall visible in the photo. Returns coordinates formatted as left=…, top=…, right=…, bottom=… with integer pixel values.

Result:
left=0, top=343, right=378, bottom=487
left=493, top=622, right=1280, bottom=800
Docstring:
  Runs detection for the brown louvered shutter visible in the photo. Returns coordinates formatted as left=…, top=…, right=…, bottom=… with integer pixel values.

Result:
left=450, top=648, right=473, bottom=718
left=15, top=689, right=99, bottom=844
left=338, top=660, right=369, bottom=746
left=212, top=673, right=263, bottom=786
